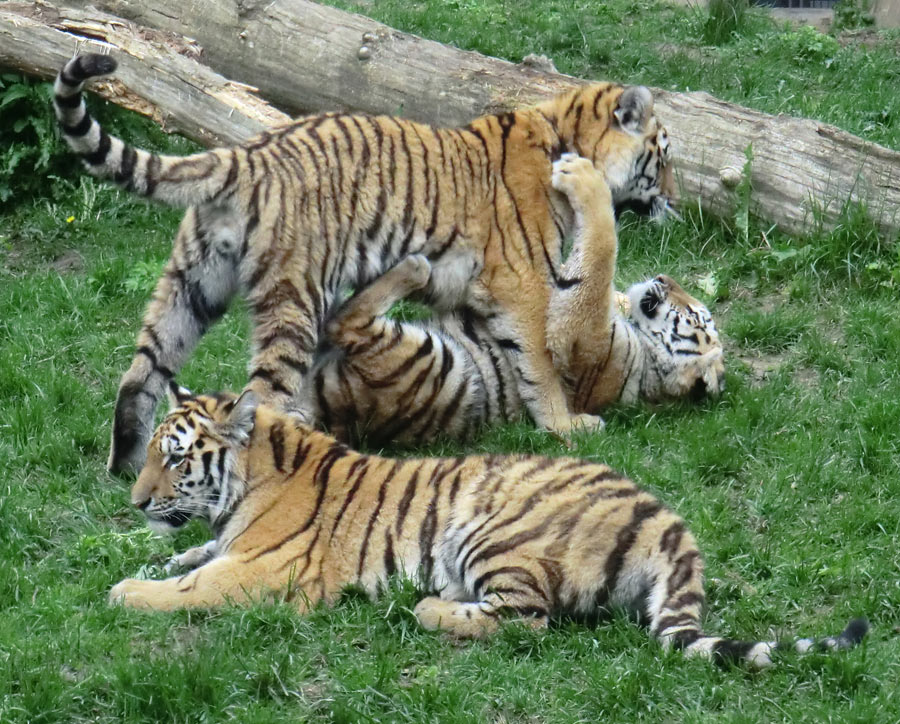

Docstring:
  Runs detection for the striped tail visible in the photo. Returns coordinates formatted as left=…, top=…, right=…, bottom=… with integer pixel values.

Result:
left=53, top=53, right=235, bottom=207
left=661, top=615, right=869, bottom=669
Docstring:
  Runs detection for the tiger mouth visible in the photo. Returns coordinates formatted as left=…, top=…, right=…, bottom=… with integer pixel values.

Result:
left=150, top=510, right=193, bottom=529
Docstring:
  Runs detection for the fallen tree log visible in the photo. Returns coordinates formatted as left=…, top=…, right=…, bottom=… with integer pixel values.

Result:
left=4, top=1, right=900, bottom=237
left=0, top=2, right=289, bottom=147
left=61, top=0, right=900, bottom=237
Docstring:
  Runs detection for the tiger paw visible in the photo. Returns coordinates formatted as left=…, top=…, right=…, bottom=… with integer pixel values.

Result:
left=109, top=578, right=152, bottom=608
left=551, top=153, right=611, bottom=210
left=552, top=412, right=605, bottom=438
left=390, top=254, right=432, bottom=293
left=414, top=597, right=497, bottom=638
left=163, top=539, right=218, bottom=574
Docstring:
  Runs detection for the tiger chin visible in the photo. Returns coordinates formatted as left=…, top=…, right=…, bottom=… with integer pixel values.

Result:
left=54, top=53, right=676, bottom=475
left=110, top=387, right=867, bottom=669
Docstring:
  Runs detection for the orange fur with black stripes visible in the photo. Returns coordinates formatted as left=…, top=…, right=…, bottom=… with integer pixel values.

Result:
left=53, top=53, right=674, bottom=474
left=309, top=157, right=723, bottom=446
left=110, top=390, right=867, bottom=669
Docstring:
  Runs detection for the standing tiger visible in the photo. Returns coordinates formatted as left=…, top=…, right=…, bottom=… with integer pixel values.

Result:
left=309, top=154, right=723, bottom=445
left=53, top=53, right=675, bottom=474
left=110, top=389, right=867, bottom=669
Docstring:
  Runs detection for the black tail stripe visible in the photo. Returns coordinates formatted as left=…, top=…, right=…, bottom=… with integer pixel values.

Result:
left=55, top=92, right=82, bottom=109
left=62, top=113, right=93, bottom=138
left=83, top=129, right=111, bottom=165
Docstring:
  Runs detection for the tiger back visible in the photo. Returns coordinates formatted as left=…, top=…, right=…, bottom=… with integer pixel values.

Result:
left=110, top=389, right=867, bottom=669
left=54, top=54, right=674, bottom=473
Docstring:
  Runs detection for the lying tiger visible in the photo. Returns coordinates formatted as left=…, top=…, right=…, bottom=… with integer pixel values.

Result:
left=110, top=388, right=867, bottom=669
left=308, top=154, right=724, bottom=445
left=54, top=54, right=678, bottom=475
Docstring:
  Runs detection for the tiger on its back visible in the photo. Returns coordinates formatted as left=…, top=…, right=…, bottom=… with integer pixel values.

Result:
left=111, top=389, right=867, bottom=669
left=53, top=53, right=674, bottom=474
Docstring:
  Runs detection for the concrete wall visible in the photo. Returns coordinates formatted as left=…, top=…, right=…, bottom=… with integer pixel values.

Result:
left=870, top=0, right=900, bottom=28
left=666, top=1, right=899, bottom=28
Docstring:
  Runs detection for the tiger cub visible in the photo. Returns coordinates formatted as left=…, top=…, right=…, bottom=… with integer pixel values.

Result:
left=53, top=54, right=675, bottom=474
left=309, top=155, right=723, bottom=445
left=110, top=389, right=867, bottom=669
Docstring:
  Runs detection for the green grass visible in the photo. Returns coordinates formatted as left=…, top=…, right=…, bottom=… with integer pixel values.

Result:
left=2, top=1, right=900, bottom=722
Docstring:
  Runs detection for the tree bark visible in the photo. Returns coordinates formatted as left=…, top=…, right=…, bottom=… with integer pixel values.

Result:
left=0, top=2, right=289, bottom=148
left=6, top=0, right=900, bottom=237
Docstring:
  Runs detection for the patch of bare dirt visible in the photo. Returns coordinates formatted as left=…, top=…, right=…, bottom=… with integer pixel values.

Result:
left=49, top=249, right=85, bottom=274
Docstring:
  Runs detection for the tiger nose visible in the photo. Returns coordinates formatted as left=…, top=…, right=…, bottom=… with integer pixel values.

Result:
left=134, top=498, right=151, bottom=511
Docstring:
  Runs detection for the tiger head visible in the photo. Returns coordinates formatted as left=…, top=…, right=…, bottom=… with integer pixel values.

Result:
left=130, top=386, right=255, bottom=534
left=541, top=84, right=677, bottom=220
left=625, top=274, right=725, bottom=400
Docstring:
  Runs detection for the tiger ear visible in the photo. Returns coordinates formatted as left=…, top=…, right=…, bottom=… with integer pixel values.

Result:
left=166, top=381, right=193, bottom=409
left=221, top=390, right=259, bottom=444
left=614, top=86, right=653, bottom=135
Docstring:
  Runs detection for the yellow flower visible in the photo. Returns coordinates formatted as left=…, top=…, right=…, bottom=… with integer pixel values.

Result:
left=66, top=216, right=75, bottom=223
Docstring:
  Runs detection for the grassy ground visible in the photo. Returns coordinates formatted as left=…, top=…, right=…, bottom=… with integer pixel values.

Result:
left=2, top=1, right=899, bottom=722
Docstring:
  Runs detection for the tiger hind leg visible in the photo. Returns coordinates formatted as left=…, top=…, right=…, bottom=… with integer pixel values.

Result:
left=326, top=255, right=432, bottom=347
left=414, top=573, right=550, bottom=638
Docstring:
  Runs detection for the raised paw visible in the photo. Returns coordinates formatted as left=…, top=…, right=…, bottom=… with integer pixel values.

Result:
left=551, top=153, right=611, bottom=211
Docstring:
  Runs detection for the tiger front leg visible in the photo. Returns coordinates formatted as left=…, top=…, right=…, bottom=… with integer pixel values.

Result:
left=485, top=291, right=602, bottom=437
left=109, top=217, right=238, bottom=475
left=110, top=555, right=320, bottom=612
left=546, top=154, right=618, bottom=382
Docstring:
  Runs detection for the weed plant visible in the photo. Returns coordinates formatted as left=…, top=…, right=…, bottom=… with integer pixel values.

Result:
left=2, top=1, right=900, bottom=721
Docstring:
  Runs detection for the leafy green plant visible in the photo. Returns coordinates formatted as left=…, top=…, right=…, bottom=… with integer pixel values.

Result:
left=833, top=0, right=875, bottom=32
left=0, top=75, right=64, bottom=205
left=776, top=25, right=841, bottom=63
